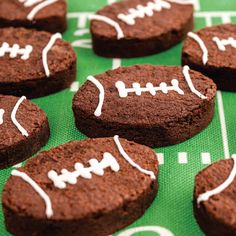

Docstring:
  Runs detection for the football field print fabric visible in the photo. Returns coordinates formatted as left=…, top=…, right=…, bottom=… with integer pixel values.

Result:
left=0, top=0, right=236, bottom=235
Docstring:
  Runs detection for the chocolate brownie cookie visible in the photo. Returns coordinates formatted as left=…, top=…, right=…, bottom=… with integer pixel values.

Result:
left=0, top=95, right=50, bottom=169
left=0, top=0, right=67, bottom=33
left=182, top=24, right=236, bottom=91
left=194, top=155, right=236, bottom=236
left=90, top=0, right=193, bottom=58
left=2, top=136, right=158, bottom=236
left=0, top=27, right=76, bottom=98
left=73, top=64, right=217, bottom=147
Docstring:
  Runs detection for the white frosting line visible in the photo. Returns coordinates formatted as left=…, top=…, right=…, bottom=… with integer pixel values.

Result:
left=113, top=135, right=156, bottom=179
left=197, top=155, right=236, bottom=206
left=87, top=75, right=105, bottom=117
left=0, top=109, right=5, bottom=125
left=89, top=14, right=124, bottom=40
left=27, top=0, right=59, bottom=21
left=11, top=96, right=29, bottom=137
left=42, top=33, right=62, bottom=77
left=182, top=65, right=208, bottom=100
left=115, top=79, right=184, bottom=98
left=117, top=0, right=171, bottom=25
left=0, top=43, right=33, bottom=60
left=11, top=170, right=53, bottom=218
left=19, top=0, right=43, bottom=7
left=213, top=36, right=236, bottom=51
left=48, top=152, right=120, bottom=189
left=188, top=32, right=208, bottom=65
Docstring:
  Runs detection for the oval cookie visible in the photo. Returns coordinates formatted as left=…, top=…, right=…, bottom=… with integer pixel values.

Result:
left=90, top=0, right=193, bottom=58
left=194, top=155, right=236, bottom=236
left=2, top=136, right=158, bottom=236
left=72, top=64, right=217, bottom=147
left=0, top=0, right=67, bottom=33
left=0, top=27, right=76, bottom=98
left=0, top=95, right=50, bottom=169
left=182, top=24, right=236, bottom=91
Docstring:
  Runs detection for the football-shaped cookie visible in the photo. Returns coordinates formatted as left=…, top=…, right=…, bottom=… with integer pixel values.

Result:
left=2, top=136, right=158, bottom=236
left=90, top=0, right=193, bottom=58
left=194, top=155, right=236, bottom=236
left=73, top=64, right=217, bottom=147
left=0, top=0, right=67, bottom=33
left=182, top=24, right=236, bottom=91
left=0, top=95, right=50, bottom=169
left=0, top=27, right=76, bottom=98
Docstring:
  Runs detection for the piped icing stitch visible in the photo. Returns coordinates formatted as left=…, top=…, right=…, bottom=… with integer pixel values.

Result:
left=18, top=0, right=43, bottom=7
left=117, top=0, right=171, bottom=25
left=197, top=155, right=236, bottom=206
left=27, top=0, right=59, bottom=21
left=48, top=152, right=120, bottom=189
left=115, top=79, right=184, bottom=98
left=213, top=37, right=236, bottom=51
left=89, top=15, right=124, bottom=39
left=11, top=96, right=29, bottom=137
left=42, top=33, right=62, bottom=77
left=0, top=109, right=5, bottom=125
left=87, top=75, right=105, bottom=117
left=113, top=135, right=156, bottom=179
left=11, top=169, right=53, bottom=218
left=187, top=32, right=208, bottom=65
left=0, top=43, right=33, bottom=60
left=182, top=65, right=207, bottom=100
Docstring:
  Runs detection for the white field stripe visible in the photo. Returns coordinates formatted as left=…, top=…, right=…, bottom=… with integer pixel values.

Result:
left=70, top=81, right=80, bottom=92
left=196, top=13, right=231, bottom=159
left=71, top=39, right=92, bottom=49
left=201, top=153, right=211, bottom=165
left=221, top=15, right=231, bottom=23
left=194, top=11, right=236, bottom=18
left=178, top=152, right=188, bottom=164
left=217, top=91, right=230, bottom=159
left=156, top=153, right=164, bottom=165
left=112, top=58, right=121, bottom=69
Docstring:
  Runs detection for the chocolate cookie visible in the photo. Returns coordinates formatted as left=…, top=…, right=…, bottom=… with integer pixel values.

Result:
left=182, top=24, right=236, bottom=91
left=0, top=27, right=76, bottom=98
left=73, top=64, right=217, bottom=147
left=90, top=0, right=193, bottom=58
left=0, top=0, right=67, bottom=33
left=0, top=95, right=50, bottom=169
left=2, top=136, right=158, bottom=236
left=194, top=155, right=236, bottom=236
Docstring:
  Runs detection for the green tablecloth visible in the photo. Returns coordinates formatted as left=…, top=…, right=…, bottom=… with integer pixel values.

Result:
left=1, top=0, right=236, bottom=235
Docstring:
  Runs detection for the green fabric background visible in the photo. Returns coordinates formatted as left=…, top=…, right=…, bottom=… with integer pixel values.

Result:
left=0, top=0, right=236, bottom=235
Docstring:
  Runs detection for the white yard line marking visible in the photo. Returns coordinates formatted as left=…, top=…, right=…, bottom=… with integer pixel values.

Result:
left=221, top=15, right=231, bottom=23
left=71, top=39, right=92, bottom=49
left=201, top=153, right=211, bottom=165
left=217, top=91, right=230, bottom=159
left=195, top=11, right=236, bottom=18
left=156, top=153, right=164, bottom=165
left=112, top=58, right=121, bottom=69
left=194, top=13, right=231, bottom=159
left=67, top=12, right=93, bottom=28
left=178, top=152, right=188, bottom=164
left=74, top=28, right=90, bottom=36
left=70, top=81, right=80, bottom=92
